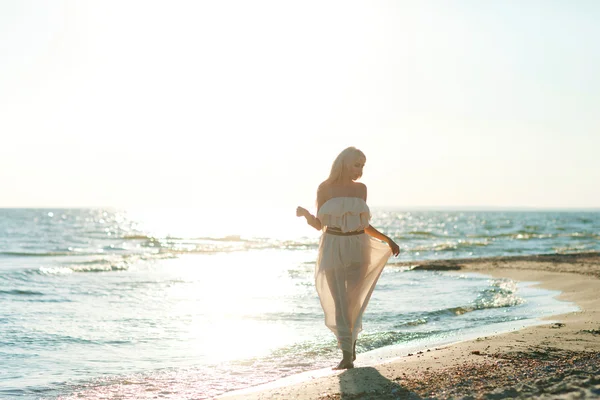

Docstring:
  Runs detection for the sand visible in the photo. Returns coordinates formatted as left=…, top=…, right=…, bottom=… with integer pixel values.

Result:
left=218, top=252, right=600, bottom=399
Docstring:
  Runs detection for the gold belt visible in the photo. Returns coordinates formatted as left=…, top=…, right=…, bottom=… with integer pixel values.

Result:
left=325, top=227, right=365, bottom=236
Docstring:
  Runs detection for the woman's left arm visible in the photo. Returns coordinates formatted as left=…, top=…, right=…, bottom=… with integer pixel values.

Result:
left=365, top=225, right=400, bottom=256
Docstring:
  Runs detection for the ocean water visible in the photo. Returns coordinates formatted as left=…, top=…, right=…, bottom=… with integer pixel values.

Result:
left=1, top=208, right=597, bottom=399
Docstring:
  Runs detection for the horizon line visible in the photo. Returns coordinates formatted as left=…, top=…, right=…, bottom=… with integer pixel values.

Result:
left=1, top=205, right=599, bottom=212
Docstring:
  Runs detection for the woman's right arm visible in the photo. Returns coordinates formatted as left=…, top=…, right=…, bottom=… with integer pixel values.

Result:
left=296, top=185, right=326, bottom=231
left=296, top=207, right=322, bottom=230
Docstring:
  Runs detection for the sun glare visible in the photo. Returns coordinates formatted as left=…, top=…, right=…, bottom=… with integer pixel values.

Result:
left=123, top=207, right=316, bottom=242
left=156, top=251, right=306, bottom=362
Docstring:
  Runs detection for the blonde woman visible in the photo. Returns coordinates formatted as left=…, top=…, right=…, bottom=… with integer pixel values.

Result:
left=297, top=147, right=400, bottom=369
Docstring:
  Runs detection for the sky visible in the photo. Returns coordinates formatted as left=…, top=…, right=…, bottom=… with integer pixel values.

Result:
left=0, top=0, right=599, bottom=210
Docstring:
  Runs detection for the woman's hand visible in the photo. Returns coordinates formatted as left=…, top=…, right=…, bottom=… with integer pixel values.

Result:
left=387, top=239, right=400, bottom=257
left=297, top=206, right=322, bottom=230
left=296, top=206, right=309, bottom=218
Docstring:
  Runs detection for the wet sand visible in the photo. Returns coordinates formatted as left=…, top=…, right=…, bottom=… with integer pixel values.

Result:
left=219, top=252, right=600, bottom=399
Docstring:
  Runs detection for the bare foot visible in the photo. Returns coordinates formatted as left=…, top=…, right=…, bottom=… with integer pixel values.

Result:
left=333, top=359, right=354, bottom=370
left=333, top=350, right=354, bottom=370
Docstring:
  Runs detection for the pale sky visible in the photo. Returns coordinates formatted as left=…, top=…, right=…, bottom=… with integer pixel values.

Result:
left=1, top=0, right=599, bottom=209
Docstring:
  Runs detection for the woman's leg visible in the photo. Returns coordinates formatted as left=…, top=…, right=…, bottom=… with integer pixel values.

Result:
left=325, top=268, right=354, bottom=369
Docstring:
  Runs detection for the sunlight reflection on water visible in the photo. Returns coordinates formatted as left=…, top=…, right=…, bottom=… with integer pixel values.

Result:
left=123, top=207, right=311, bottom=242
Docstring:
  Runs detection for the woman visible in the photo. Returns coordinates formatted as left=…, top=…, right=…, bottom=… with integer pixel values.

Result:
left=297, top=146, right=400, bottom=369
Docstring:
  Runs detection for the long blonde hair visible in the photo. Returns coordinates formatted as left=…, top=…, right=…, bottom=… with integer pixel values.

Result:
left=324, top=146, right=366, bottom=185
left=315, top=147, right=366, bottom=207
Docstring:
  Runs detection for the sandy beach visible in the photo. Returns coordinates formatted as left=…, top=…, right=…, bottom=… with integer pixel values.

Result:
left=219, top=252, right=600, bottom=399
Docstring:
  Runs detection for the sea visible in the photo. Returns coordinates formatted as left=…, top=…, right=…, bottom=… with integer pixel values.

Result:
left=1, top=207, right=598, bottom=399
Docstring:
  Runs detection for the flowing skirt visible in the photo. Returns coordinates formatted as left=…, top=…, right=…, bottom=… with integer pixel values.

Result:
left=315, top=232, right=392, bottom=353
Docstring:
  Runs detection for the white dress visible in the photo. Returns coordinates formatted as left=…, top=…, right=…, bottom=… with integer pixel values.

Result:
left=316, top=197, right=392, bottom=353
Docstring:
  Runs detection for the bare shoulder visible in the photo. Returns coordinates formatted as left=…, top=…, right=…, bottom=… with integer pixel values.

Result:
left=318, top=180, right=330, bottom=191
left=317, top=181, right=330, bottom=209
left=317, top=181, right=330, bottom=198
left=354, top=182, right=367, bottom=200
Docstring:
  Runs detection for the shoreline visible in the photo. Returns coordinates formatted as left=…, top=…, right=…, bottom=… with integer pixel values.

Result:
left=218, top=252, right=600, bottom=399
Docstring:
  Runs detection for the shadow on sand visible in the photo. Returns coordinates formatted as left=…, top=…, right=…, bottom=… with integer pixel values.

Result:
left=337, top=367, right=421, bottom=399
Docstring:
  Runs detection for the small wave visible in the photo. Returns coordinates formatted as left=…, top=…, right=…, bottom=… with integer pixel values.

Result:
left=553, top=245, right=591, bottom=254
left=394, top=318, right=428, bottom=328
left=38, top=264, right=129, bottom=274
left=72, top=264, right=129, bottom=273
left=357, top=330, right=431, bottom=352
left=158, top=248, right=238, bottom=255
left=6, top=332, right=98, bottom=346
left=466, top=231, right=555, bottom=240
left=68, top=258, right=115, bottom=265
left=408, top=231, right=437, bottom=237
left=0, top=389, right=26, bottom=398
left=393, top=281, right=523, bottom=325
left=0, top=289, right=45, bottom=296
left=138, top=238, right=256, bottom=251
left=195, top=235, right=246, bottom=242
left=0, top=250, right=112, bottom=258
left=396, top=298, right=521, bottom=325
left=38, top=266, right=74, bottom=275
left=509, top=232, right=554, bottom=240
left=562, top=232, right=600, bottom=239
left=102, top=246, right=129, bottom=252
left=114, top=279, right=187, bottom=289
left=0, top=251, right=74, bottom=257
left=425, top=305, right=475, bottom=318
left=474, top=279, right=523, bottom=309
left=384, top=307, right=478, bottom=329
left=141, top=252, right=178, bottom=260
left=280, top=241, right=319, bottom=250
left=123, top=234, right=249, bottom=243
left=123, top=234, right=155, bottom=240
left=155, top=240, right=294, bottom=254
left=410, top=240, right=490, bottom=252
left=17, top=298, right=72, bottom=303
